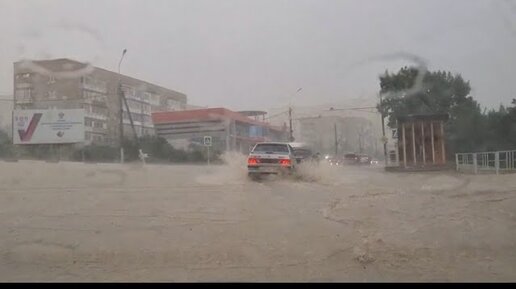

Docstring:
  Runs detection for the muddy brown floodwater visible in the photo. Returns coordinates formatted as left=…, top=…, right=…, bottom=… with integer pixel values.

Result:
left=1, top=155, right=515, bottom=281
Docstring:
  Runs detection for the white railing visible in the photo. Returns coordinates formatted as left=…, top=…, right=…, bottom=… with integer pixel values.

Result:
left=456, top=150, right=516, bottom=174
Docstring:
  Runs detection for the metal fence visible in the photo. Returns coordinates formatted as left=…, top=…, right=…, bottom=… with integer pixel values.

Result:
left=455, top=150, right=516, bottom=174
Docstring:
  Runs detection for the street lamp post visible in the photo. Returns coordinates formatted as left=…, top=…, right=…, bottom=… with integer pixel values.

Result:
left=117, top=49, right=127, bottom=164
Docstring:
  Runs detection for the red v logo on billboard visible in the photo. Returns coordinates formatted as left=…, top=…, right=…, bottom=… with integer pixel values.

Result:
left=18, top=113, right=43, bottom=142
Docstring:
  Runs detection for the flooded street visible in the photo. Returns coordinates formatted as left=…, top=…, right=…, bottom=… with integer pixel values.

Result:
left=1, top=159, right=515, bottom=281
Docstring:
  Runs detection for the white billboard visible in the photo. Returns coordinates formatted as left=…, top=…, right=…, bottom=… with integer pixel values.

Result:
left=12, top=109, right=85, bottom=144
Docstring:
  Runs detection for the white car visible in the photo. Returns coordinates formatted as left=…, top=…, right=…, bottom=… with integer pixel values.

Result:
left=247, top=142, right=296, bottom=179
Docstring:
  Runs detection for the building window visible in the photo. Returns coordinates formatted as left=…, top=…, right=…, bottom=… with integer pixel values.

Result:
left=82, top=104, right=91, bottom=113
left=93, top=121, right=104, bottom=129
left=83, top=76, right=107, bottom=93
left=85, top=119, right=93, bottom=127
left=14, top=88, right=32, bottom=103
left=166, top=98, right=181, bottom=110
left=121, top=85, right=135, bottom=97
left=150, top=93, right=160, bottom=105
left=47, top=90, right=57, bottom=99
left=91, top=106, right=107, bottom=115
left=84, top=90, right=107, bottom=102
left=16, top=73, right=31, bottom=80
left=15, top=88, right=31, bottom=98
left=143, top=92, right=159, bottom=105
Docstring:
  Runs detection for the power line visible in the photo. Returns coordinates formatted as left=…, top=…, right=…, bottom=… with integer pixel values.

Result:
left=329, top=106, right=377, bottom=110
left=264, top=110, right=289, bottom=121
left=326, top=106, right=379, bottom=115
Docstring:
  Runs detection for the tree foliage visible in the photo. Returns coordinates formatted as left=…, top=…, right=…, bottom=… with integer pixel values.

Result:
left=379, top=67, right=516, bottom=155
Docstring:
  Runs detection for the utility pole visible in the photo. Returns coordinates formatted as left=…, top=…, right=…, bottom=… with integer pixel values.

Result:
left=120, top=86, right=147, bottom=165
left=379, top=93, right=388, bottom=166
left=287, top=88, right=302, bottom=142
left=334, top=123, right=338, bottom=156
left=288, top=106, right=294, bottom=142
left=140, top=101, right=144, bottom=136
left=118, top=49, right=127, bottom=164
left=118, top=84, right=124, bottom=163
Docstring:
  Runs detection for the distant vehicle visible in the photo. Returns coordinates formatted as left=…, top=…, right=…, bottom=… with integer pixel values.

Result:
left=288, top=142, right=315, bottom=164
left=327, top=155, right=344, bottom=166
left=357, top=154, right=372, bottom=165
left=343, top=153, right=360, bottom=165
left=247, top=142, right=296, bottom=179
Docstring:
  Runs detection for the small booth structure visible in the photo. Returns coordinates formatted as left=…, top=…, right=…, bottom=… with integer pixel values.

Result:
left=395, top=113, right=450, bottom=169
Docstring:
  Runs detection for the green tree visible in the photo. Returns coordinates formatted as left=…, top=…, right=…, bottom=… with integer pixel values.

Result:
left=488, top=99, right=516, bottom=150
left=378, top=67, right=489, bottom=155
left=379, top=67, right=476, bottom=126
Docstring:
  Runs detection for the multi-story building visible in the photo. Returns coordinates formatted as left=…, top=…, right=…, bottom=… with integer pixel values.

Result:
left=13, top=58, right=187, bottom=146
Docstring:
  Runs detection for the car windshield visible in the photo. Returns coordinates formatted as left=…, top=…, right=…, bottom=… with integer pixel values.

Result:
left=253, top=144, right=290, bottom=154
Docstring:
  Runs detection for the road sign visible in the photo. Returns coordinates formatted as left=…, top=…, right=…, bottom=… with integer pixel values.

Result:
left=203, top=136, right=212, bottom=146
left=392, top=129, right=398, bottom=139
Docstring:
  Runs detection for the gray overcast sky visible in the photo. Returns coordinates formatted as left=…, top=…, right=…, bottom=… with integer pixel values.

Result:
left=0, top=0, right=515, bottom=110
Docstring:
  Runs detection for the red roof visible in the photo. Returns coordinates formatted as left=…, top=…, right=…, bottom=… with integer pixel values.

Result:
left=152, top=108, right=285, bottom=132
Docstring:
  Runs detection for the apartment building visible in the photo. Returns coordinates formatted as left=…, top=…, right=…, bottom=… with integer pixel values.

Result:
left=13, top=58, right=187, bottom=146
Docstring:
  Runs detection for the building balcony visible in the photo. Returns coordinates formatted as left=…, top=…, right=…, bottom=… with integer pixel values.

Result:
left=82, top=82, right=108, bottom=94
left=123, top=107, right=151, bottom=115
left=123, top=94, right=151, bottom=104
left=84, top=112, right=108, bottom=121
left=122, top=119, right=154, bottom=127
left=85, top=126, right=108, bottom=134
left=14, top=97, right=34, bottom=104
left=15, top=82, right=33, bottom=89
